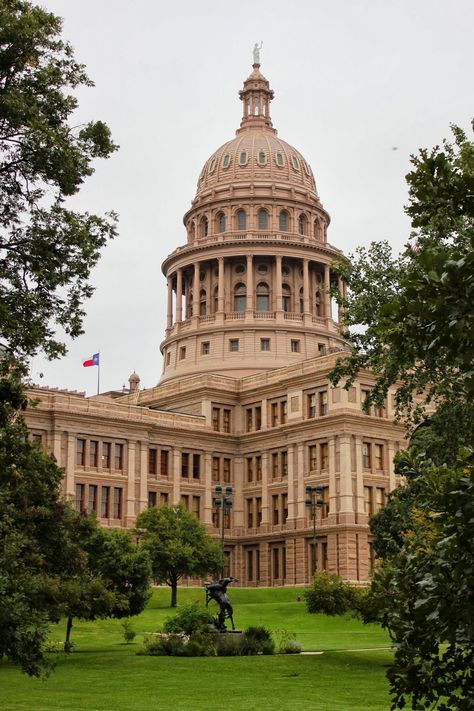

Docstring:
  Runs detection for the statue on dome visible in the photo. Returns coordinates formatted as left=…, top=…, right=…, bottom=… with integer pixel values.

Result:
left=253, top=42, right=263, bottom=65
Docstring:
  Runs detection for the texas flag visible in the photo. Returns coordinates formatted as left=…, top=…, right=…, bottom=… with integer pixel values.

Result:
left=83, top=353, right=100, bottom=368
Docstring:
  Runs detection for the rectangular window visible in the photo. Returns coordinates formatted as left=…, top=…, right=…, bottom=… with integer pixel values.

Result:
left=374, top=444, right=383, bottom=470
left=114, top=443, right=124, bottom=470
left=256, top=497, right=262, bottom=526
left=102, top=442, right=111, bottom=469
left=307, top=393, right=316, bottom=418
left=192, top=453, right=200, bottom=479
left=364, top=486, right=373, bottom=515
left=160, top=492, right=169, bottom=506
left=88, top=484, right=98, bottom=513
left=309, top=444, right=317, bottom=471
left=101, top=486, right=110, bottom=518
left=148, top=491, right=157, bottom=507
left=192, top=495, right=200, bottom=519
left=291, top=339, right=300, bottom=353
left=201, top=341, right=210, bottom=355
left=362, top=442, right=371, bottom=469
left=273, top=547, right=280, bottom=578
left=166, top=351, right=171, bottom=365
left=32, top=433, right=43, bottom=445
left=223, top=458, right=231, bottom=483
left=229, top=339, right=239, bottom=352
left=247, top=499, right=254, bottom=528
left=375, top=487, right=385, bottom=513
left=280, top=400, right=287, bottom=424
left=179, top=346, right=186, bottom=360
left=212, top=457, right=220, bottom=482
left=320, top=442, right=329, bottom=470
left=318, top=343, right=326, bottom=355
left=272, top=494, right=279, bottom=524
left=224, top=509, right=231, bottom=530
left=223, top=409, right=231, bottom=433
left=247, top=457, right=253, bottom=483
left=281, top=450, right=288, bottom=477
left=181, top=494, right=189, bottom=510
left=271, top=402, right=278, bottom=427
left=89, top=440, right=98, bottom=467
left=361, top=388, right=370, bottom=412
left=246, top=408, right=253, bottom=432
left=272, top=452, right=279, bottom=478
left=148, top=448, right=157, bottom=476
left=282, top=493, right=288, bottom=523
left=260, top=338, right=270, bottom=351
left=75, top=483, right=85, bottom=512
left=212, top=407, right=220, bottom=431
left=255, top=406, right=262, bottom=431
left=76, top=439, right=86, bottom=467
left=256, top=456, right=262, bottom=481
left=113, top=487, right=122, bottom=519
left=322, top=486, right=330, bottom=518
left=319, top=391, right=328, bottom=415
left=160, top=450, right=169, bottom=476
left=181, top=452, right=189, bottom=478
left=247, top=550, right=254, bottom=581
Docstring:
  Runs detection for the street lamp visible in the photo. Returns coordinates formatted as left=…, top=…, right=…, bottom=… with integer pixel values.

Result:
left=214, top=484, right=233, bottom=576
left=305, top=485, right=324, bottom=575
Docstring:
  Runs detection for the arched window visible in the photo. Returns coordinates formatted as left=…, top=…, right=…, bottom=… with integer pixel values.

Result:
left=201, top=217, right=208, bottom=238
left=256, top=282, right=270, bottom=312
left=236, top=209, right=247, bottom=231
left=299, top=287, right=304, bottom=314
left=199, top=289, right=207, bottom=316
left=234, top=282, right=247, bottom=312
left=217, top=212, right=226, bottom=233
left=279, top=210, right=289, bottom=232
left=315, top=290, right=322, bottom=317
left=258, top=208, right=268, bottom=230
left=282, top=284, right=291, bottom=312
left=314, top=218, right=323, bottom=240
left=298, top=214, right=306, bottom=235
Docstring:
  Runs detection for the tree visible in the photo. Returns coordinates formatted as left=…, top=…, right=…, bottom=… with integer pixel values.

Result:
left=0, top=0, right=118, bottom=360
left=135, top=504, right=224, bottom=607
left=0, top=0, right=117, bottom=675
left=330, top=123, right=474, bottom=709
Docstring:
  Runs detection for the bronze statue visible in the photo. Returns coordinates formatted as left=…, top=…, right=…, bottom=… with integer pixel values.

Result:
left=205, top=576, right=237, bottom=631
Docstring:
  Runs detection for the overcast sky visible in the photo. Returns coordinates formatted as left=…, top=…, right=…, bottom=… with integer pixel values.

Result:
left=30, top=0, right=473, bottom=395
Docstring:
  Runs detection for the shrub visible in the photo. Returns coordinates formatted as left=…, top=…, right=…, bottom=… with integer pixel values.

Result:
left=162, top=603, right=215, bottom=635
left=139, top=633, right=189, bottom=656
left=241, top=626, right=275, bottom=655
left=350, top=585, right=383, bottom=624
left=274, top=629, right=302, bottom=654
left=185, top=632, right=217, bottom=657
left=215, top=633, right=243, bottom=656
left=121, top=619, right=136, bottom=644
left=304, top=571, right=355, bottom=615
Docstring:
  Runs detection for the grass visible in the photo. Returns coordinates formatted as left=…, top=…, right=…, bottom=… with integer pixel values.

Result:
left=0, top=587, right=395, bottom=711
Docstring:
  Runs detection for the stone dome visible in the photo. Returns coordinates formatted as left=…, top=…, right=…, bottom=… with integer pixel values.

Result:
left=194, top=64, right=318, bottom=201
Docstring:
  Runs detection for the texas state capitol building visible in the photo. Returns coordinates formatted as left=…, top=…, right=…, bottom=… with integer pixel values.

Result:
left=26, top=60, right=405, bottom=586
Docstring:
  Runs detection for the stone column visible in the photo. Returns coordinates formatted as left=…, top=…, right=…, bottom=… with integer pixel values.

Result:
left=217, top=257, right=225, bottom=313
left=126, top=440, right=136, bottom=526
left=303, top=258, right=310, bottom=314
left=246, top=254, right=254, bottom=312
left=275, top=255, right=283, bottom=313
left=337, top=275, right=345, bottom=323
left=139, top=442, right=148, bottom=514
left=193, top=262, right=200, bottom=318
left=172, top=447, right=181, bottom=504
left=233, top=456, right=244, bottom=531
left=296, top=443, right=305, bottom=520
left=167, top=275, right=173, bottom=328
left=287, top=444, right=296, bottom=521
left=261, top=452, right=269, bottom=529
left=328, top=437, right=337, bottom=524
left=204, top=453, right=213, bottom=527
left=339, top=435, right=355, bottom=524
left=355, top=437, right=366, bottom=522
left=65, top=433, right=76, bottom=498
left=324, top=264, right=331, bottom=321
left=176, top=268, right=183, bottom=323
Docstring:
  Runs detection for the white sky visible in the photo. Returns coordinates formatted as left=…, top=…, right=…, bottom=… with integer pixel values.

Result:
left=30, top=0, right=474, bottom=395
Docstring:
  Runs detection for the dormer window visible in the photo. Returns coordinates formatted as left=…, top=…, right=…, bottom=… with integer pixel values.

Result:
left=292, top=156, right=300, bottom=170
left=258, top=150, right=266, bottom=165
left=276, top=152, right=284, bottom=166
left=209, top=158, right=216, bottom=173
left=222, top=154, right=230, bottom=168
left=239, top=151, right=248, bottom=166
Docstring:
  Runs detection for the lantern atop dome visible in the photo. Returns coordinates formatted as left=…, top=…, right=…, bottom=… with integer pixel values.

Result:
left=238, top=51, right=275, bottom=134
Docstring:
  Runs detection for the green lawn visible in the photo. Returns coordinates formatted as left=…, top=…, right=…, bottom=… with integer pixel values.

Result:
left=0, top=587, right=395, bottom=711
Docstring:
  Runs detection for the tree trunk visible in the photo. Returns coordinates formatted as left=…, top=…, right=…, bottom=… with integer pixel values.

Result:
left=64, top=615, right=73, bottom=651
left=170, top=580, right=177, bottom=607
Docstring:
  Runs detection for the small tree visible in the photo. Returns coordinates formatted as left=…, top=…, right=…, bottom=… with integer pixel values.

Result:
left=136, top=504, right=224, bottom=607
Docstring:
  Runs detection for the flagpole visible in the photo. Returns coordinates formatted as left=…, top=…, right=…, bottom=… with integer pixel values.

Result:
left=97, top=351, right=100, bottom=395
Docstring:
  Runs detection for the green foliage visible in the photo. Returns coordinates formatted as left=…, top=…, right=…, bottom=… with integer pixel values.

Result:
left=121, top=620, right=136, bottom=644
left=241, top=626, right=275, bottom=655
left=304, top=571, right=356, bottom=616
left=273, top=629, right=302, bottom=654
left=0, top=0, right=118, bottom=360
left=330, top=122, right=474, bottom=422
left=139, top=631, right=217, bottom=657
left=214, top=633, right=243, bottom=656
left=162, top=603, right=214, bottom=635
left=135, top=504, right=224, bottom=607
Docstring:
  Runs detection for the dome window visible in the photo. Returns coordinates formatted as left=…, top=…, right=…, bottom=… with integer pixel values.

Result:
left=282, top=284, right=291, bottom=312
left=217, top=212, right=226, bottom=233
left=298, top=214, right=306, bottom=235
left=303, top=160, right=311, bottom=176
left=276, top=152, right=284, bottom=167
left=257, top=208, right=268, bottom=230
left=236, top=209, right=247, bottom=231
left=208, top=158, right=216, bottom=173
left=257, top=263, right=268, bottom=274
left=292, top=156, right=300, bottom=170
left=256, top=282, right=270, bottom=312
left=279, top=210, right=289, bottom=232
left=235, top=264, right=246, bottom=274
left=234, top=282, right=247, bottom=312
left=222, top=154, right=230, bottom=168
left=239, top=151, right=248, bottom=166
left=258, top=150, right=266, bottom=165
